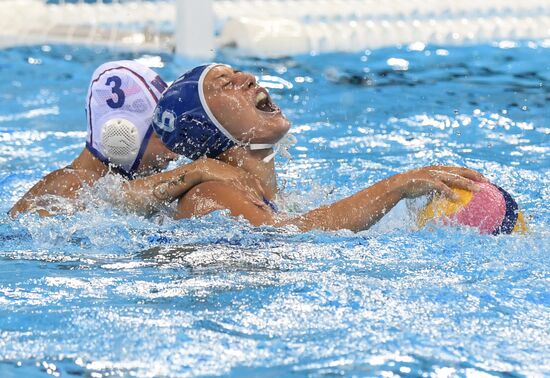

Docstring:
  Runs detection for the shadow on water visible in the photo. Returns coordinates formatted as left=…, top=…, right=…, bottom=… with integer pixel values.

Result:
left=136, top=243, right=289, bottom=273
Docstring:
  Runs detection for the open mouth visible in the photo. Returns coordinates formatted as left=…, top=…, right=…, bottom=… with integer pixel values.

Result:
left=255, top=89, right=278, bottom=113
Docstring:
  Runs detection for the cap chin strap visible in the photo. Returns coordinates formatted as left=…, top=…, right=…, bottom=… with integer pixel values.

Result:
left=250, top=133, right=296, bottom=163
left=248, top=142, right=274, bottom=162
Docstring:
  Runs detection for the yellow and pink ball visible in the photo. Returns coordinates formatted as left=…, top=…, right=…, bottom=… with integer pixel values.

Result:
left=418, top=183, right=527, bottom=235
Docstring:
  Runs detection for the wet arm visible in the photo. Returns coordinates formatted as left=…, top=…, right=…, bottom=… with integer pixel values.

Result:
left=279, top=176, right=403, bottom=231
left=175, top=166, right=486, bottom=232
left=175, top=182, right=273, bottom=226
left=172, top=182, right=401, bottom=231
left=280, top=166, right=487, bottom=232
left=119, top=159, right=263, bottom=215
left=9, top=169, right=89, bottom=217
left=174, top=179, right=402, bottom=231
left=172, top=179, right=397, bottom=231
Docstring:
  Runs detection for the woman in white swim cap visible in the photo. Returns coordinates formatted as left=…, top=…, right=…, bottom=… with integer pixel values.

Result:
left=157, top=64, right=489, bottom=231
left=9, top=61, right=262, bottom=218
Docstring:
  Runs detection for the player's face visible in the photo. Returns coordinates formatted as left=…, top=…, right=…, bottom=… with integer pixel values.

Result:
left=203, top=65, right=290, bottom=145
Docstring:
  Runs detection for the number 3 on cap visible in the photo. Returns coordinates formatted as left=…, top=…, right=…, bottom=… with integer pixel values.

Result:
left=105, top=76, right=125, bottom=109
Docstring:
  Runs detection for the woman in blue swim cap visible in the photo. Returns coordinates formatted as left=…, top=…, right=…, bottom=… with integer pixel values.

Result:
left=154, top=64, right=488, bottom=231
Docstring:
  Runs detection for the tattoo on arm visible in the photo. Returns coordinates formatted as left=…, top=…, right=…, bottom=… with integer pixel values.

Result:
left=152, top=173, right=186, bottom=201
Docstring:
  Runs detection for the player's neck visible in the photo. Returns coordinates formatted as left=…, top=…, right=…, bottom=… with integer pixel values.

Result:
left=70, top=148, right=109, bottom=178
left=219, top=147, right=278, bottom=199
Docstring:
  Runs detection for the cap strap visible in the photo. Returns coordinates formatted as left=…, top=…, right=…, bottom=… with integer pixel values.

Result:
left=249, top=143, right=274, bottom=150
left=197, top=64, right=240, bottom=145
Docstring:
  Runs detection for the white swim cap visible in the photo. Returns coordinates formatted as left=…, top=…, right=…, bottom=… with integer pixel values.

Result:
left=86, top=60, right=167, bottom=177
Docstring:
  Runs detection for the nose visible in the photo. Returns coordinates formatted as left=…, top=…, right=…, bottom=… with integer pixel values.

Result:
left=237, top=72, right=257, bottom=88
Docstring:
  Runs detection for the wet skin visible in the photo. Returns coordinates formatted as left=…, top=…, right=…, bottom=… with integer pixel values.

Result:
left=203, top=65, right=291, bottom=145
left=137, top=131, right=179, bottom=175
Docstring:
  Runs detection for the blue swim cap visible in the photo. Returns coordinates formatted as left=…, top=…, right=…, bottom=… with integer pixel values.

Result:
left=152, top=64, right=275, bottom=160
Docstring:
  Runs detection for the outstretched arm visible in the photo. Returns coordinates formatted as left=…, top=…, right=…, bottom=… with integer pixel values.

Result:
left=280, top=166, right=487, bottom=231
left=176, top=166, right=488, bottom=232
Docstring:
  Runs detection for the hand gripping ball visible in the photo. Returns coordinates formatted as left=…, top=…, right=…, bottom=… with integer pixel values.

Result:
left=417, top=182, right=527, bottom=235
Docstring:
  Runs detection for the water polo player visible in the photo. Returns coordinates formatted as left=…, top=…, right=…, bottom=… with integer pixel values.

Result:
left=153, top=64, right=488, bottom=232
left=9, top=61, right=261, bottom=217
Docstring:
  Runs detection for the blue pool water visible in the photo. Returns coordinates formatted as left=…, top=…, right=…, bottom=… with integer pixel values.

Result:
left=0, top=42, right=549, bottom=377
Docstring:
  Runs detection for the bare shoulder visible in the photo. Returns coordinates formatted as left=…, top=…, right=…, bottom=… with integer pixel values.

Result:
left=175, top=181, right=275, bottom=226
left=27, top=167, right=96, bottom=197
left=9, top=167, right=98, bottom=217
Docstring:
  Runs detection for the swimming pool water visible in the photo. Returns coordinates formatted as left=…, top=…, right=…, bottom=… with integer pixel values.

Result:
left=0, top=42, right=549, bottom=377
